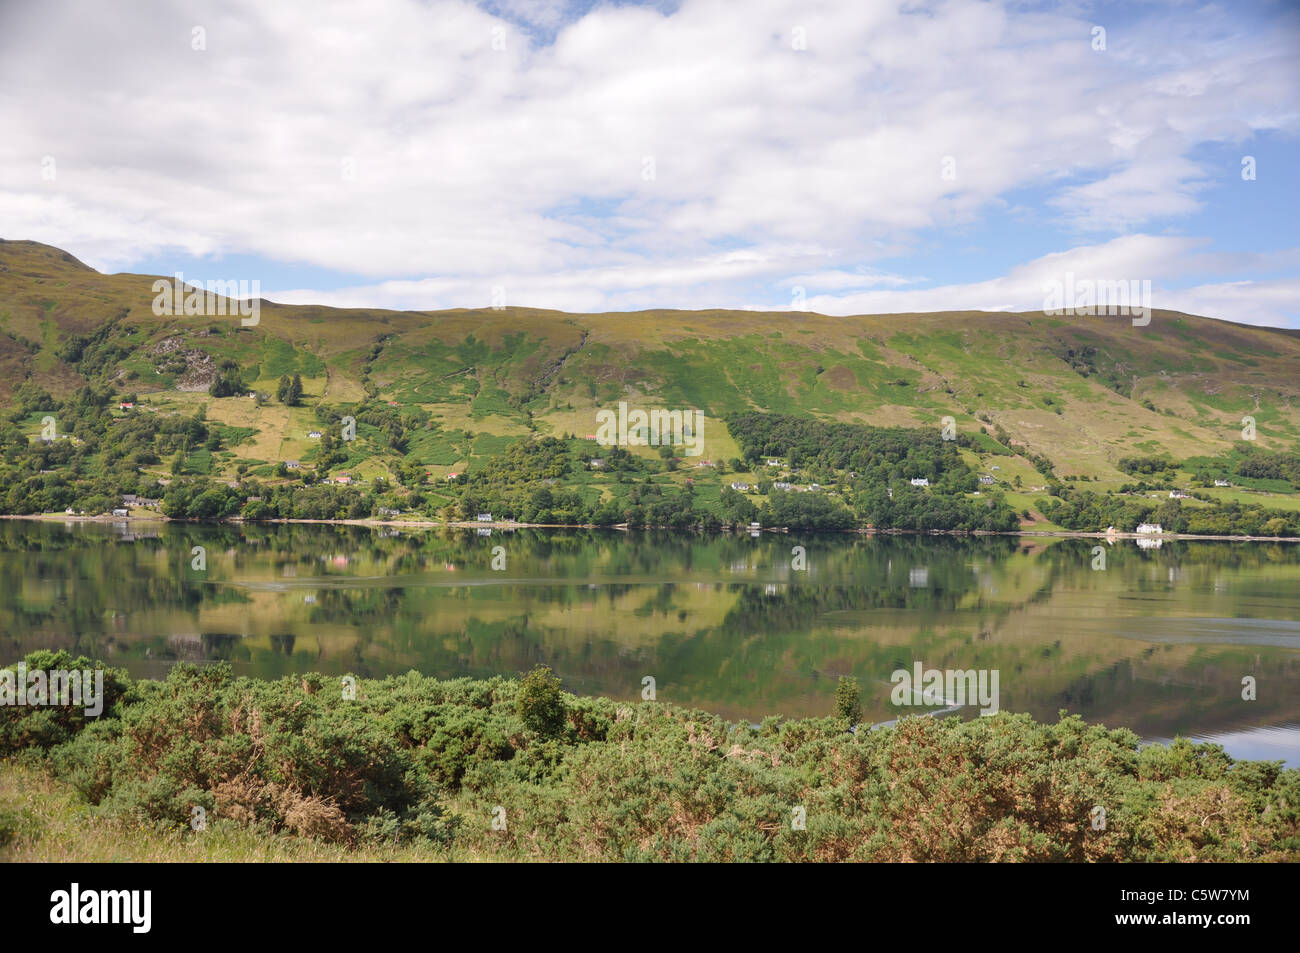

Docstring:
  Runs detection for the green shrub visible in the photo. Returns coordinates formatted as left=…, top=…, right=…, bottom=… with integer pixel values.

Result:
left=515, top=665, right=568, bottom=738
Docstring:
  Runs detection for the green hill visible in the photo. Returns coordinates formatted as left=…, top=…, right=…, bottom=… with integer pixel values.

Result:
left=2, top=237, right=1298, bottom=529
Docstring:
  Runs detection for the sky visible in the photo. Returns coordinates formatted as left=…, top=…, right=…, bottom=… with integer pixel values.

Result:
left=1, top=0, right=1297, bottom=326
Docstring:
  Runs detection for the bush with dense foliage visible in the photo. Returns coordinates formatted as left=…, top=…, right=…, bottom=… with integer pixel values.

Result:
left=2, top=653, right=1296, bottom=861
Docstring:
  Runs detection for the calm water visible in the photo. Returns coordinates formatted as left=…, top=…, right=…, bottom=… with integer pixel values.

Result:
left=2, top=520, right=1298, bottom=765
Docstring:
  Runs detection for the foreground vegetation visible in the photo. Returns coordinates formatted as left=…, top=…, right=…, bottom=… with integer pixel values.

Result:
left=2, top=651, right=1296, bottom=862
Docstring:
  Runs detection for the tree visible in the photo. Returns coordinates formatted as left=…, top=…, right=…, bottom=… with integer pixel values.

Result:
left=516, top=665, right=567, bottom=737
left=835, top=676, right=862, bottom=726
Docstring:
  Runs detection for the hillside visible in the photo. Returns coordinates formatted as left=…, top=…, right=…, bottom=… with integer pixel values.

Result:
left=1, top=238, right=1298, bottom=529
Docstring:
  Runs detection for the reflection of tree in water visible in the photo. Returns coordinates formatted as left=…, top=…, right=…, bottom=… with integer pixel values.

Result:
left=201, top=632, right=249, bottom=661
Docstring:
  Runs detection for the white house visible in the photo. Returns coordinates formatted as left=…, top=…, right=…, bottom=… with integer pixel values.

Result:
left=979, top=475, right=995, bottom=485
left=730, top=482, right=751, bottom=491
left=1136, top=523, right=1163, bottom=534
left=1169, top=490, right=1189, bottom=499
left=476, top=513, right=493, bottom=522
left=1214, top=479, right=1232, bottom=487
left=308, top=431, right=322, bottom=439
left=910, top=478, right=930, bottom=487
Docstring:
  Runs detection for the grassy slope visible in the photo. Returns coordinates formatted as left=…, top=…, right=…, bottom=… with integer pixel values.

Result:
left=2, top=238, right=1298, bottom=507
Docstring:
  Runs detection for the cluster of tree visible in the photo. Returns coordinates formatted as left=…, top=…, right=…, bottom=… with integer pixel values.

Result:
left=276, top=373, right=304, bottom=406
left=1235, top=445, right=1300, bottom=487
left=1117, top=455, right=1176, bottom=477
left=1037, top=484, right=1295, bottom=536
left=855, top=484, right=1021, bottom=532
left=208, top=359, right=247, bottom=398
left=728, top=412, right=975, bottom=483
left=0, top=385, right=206, bottom=514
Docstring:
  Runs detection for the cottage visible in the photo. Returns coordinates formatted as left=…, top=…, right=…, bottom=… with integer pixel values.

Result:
left=476, top=513, right=493, bottom=522
left=1135, top=523, right=1163, bottom=534
left=335, top=475, right=352, bottom=484
left=1214, top=479, right=1232, bottom=487
left=910, top=478, right=930, bottom=487
left=377, top=507, right=401, bottom=517
left=1169, top=490, right=1189, bottom=499
left=446, top=473, right=459, bottom=480
left=766, top=459, right=782, bottom=467
left=308, top=431, right=322, bottom=439
left=978, top=475, right=995, bottom=485
left=772, top=481, right=795, bottom=491
left=589, top=458, right=605, bottom=468
left=119, top=402, right=134, bottom=410
left=730, top=482, right=751, bottom=491
left=112, top=508, right=129, bottom=517
left=285, top=461, right=300, bottom=469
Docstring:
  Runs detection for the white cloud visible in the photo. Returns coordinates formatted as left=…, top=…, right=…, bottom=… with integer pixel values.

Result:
left=0, top=0, right=1295, bottom=323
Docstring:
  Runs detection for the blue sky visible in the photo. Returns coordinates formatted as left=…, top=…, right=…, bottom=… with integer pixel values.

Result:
left=2, top=0, right=1297, bottom=325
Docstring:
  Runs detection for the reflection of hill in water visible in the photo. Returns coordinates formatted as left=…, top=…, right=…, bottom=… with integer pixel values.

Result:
left=1, top=521, right=1299, bottom=761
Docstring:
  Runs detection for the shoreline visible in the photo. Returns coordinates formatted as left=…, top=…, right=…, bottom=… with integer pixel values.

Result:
left=2, top=513, right=1295, bottom=542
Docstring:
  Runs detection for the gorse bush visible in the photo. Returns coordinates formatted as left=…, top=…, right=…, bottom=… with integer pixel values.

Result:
left=3, top=652, right=1297, bottom=861
left=515, top=665, right=568, bottom=738
left=834, top=676, right=862, bottom=726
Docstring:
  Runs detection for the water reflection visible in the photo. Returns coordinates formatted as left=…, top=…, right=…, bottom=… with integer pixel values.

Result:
left=1, top=520, right=1298, bottom=764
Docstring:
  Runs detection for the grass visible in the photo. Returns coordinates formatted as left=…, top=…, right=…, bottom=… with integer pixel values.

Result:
left=0, top=763, right=460, bottom=862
